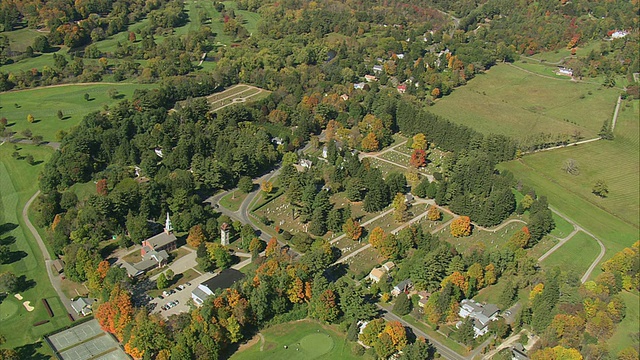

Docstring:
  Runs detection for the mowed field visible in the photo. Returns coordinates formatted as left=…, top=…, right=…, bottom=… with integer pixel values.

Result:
left=0, top=83, right=155, bottom=142
left=0, top=143, right=71, bottom=353
left=540, top=231, right=601, bottom=276
left=498, top=99, right=639, bottom=276
left=230, top=320, right=367, bottom=360
left=429, top=63, right=620, bottom=139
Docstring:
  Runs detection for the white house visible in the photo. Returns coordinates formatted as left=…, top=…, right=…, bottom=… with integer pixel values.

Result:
left=373, top=65, right=384, bottom=73
left=365, top=74, right=377, bottom=82
left=558, top=67, right=573, bottom=76
left=611, top=30, right=629, bottom=39
left=354, top=82, right=366, bottom=90
left=71, top=297, right=96, bottom=316
left=458, top=299, right=500, bottom=337
left=368, top=268, right=386, bottom=283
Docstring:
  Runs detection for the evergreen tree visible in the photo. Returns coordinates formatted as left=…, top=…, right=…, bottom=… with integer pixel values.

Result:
left=393, top=293, right=412, bottom=316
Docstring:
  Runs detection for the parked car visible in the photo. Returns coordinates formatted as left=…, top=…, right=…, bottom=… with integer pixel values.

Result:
left=186, top=282, right=191, bottom=286
left=178, top=285, right=186, bottom=291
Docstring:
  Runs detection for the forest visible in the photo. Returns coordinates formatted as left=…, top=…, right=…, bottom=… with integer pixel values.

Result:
left=0, top=0, right=638, bottom=359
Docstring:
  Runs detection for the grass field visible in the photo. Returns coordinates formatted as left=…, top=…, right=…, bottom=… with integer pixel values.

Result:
left=434, top=220, right=523, bottom=254
left=549, top=212, right=574, bottom=239
left=540, top=231, right=600, bottom=276
left=220, top=190, right=249, bottom=212
left=608, top=291, right=640, bottom=355
left=0, top=143, right=71, bottom=354
left=498, top=99, right=639, bottom=274
left=1, top=83, right=155, bottom=142
left=230, top=319, right=367, bottom=360
left=527, top=40, right=602, bottom=64
left=207, top=84, right=271, bottom=111
left=428, top=63, right=620, bottom=139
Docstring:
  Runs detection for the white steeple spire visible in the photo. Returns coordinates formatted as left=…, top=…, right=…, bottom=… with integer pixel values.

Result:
left=165, top=212, right=173, bottom=234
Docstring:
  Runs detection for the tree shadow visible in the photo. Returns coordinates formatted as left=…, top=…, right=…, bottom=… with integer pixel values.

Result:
left=61, top=116, right=72, bottom=120
left=114, top=94, right=125, bottom=99
left=0, top=235, right=16, bottom=245
left=31, top=119, right=40, bottom=124
left=14, top=341, right=51, bottom=360
left=4, top=250, right=27, bottom=263
left=0, top=223, right=18, bottom=235
left=45, top=46, right=61, bottom=53
left=30, top=160, right=43, bottom=166
left=16, top=275, right=36, bottom=292
left=99, top=242, right=119, bottom=259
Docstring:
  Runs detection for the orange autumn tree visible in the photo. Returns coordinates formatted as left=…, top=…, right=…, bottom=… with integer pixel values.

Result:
left=95, top=284, right=133, bottom=341
left=361, top=132, right=379, bottom=152
left=450, top=216, right=471, bottom=237
left=265, top=237, right=278, bottom=257
left=96, top=178, right=108, bottom=196
left=342, top=218, right=363, bottom=242
left=384, top=321, right=408, bottom=350
left=187, top=224, right=205, bottom=248
left=368, top=226, right=386, bottom=249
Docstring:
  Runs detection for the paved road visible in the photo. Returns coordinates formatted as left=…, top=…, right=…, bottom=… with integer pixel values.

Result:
left=611, top=95, right=622, bottom=131
left=23, top=191, right=76, bottom=320
left=377, top=303, right=465, bottom=360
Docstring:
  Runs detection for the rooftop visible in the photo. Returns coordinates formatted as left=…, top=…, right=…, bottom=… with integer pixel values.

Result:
left=145, top=231, right=177, bottom=249
left=201, top=269, right=245, bottom=293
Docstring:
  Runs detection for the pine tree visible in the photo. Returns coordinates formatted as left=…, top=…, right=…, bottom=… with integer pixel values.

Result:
left=393, top=293, right=412, bottom=316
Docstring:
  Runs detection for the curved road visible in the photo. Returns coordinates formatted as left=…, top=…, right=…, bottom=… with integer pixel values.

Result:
left=23, top=191, right=76, bottom=319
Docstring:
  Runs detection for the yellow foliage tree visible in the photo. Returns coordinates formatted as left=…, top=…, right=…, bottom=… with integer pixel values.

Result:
left=427, top=206, right=442, bottom=221
left=260, top=181, right=273, bottom=194
left=411, top=133, right=427, bottom=150
left=450, top=216, right=471, bottom=237
left=529, top=283, right=544, bottom=300
left=187, top=224, right=205, bottom=248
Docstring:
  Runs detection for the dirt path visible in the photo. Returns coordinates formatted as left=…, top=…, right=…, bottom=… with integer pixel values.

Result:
left=611, top=95, right=622, bottom=131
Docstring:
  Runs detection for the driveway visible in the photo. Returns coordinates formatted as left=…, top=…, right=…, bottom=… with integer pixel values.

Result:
left=149, top=248, right=198, bottom=281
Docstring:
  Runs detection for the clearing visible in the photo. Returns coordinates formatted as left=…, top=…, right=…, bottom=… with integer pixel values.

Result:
left=428, top=63, right=620, bottom=139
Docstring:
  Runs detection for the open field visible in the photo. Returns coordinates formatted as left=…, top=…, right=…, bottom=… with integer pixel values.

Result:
left=220, top=190, right=249, bottom=212
left=1, top=83, right=155, bottom=142
left=429, top=63, right=620, bottom=139
left=343, top=246, right=383, bottom=279
left=230, top=319, right=367, bottom=360
left=549, top=212, right=574, bottom=238
left=498, top=99, right=639, bottom=273
left=540, top=232, right=600, bottom=276
left=608, top=291, right=640, bottom=355
left=0, top=143, right=71, bottom=353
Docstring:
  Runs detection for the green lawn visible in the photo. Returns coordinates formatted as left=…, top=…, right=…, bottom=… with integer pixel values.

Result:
left=498, top=100, right=639, bottom=271
left=4, top=28, right=46, bottom=52
left=0, top=83, right=155, bottom=142
left=608, top=291, right=640, bottom=355
left=220, top=190, right=249, bottom=212
left=549, top=212, right=574, bottom=238
left=0, top=143, right=72, bottom=353
left=429, top=63, right=620, bottom=139
left=230, top=319, right=366, bottom=360
left=540, top=231, right=600, bottom=276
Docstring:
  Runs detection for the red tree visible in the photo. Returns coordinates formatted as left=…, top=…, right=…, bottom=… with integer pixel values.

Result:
left=410, top=149, right=427, bottom=168
left=96, top=179, right=108, bottom=196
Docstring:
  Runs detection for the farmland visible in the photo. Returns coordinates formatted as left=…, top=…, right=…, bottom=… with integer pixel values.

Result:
left=428, top=63, right=620, bottom=139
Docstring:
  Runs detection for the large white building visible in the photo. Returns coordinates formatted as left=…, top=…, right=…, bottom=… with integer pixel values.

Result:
left=458, top=299, right=500, bottom=337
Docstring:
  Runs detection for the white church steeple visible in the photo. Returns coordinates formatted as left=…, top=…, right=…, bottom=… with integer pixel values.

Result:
left=164, top=212, right=173, bottom=234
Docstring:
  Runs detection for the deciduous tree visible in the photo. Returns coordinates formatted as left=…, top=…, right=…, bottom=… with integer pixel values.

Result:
left=412, top=133, right=427, bottom=150
left=427, top=206, right=441, bottom=221
left=450, top=216, right=471, bottom=237
left=343, top=218, right=363, bottom=242
left=187, top=224, right=205, bottom=247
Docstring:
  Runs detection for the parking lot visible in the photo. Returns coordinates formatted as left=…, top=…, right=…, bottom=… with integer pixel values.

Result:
left=149, top=272, right=214, bottom=317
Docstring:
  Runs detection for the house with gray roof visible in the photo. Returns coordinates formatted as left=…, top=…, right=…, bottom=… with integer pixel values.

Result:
left=458, top=299, right=500, bottom=337
left=71, top=297, right=96, bottom=316
left=192, top=269, right=245, bottom=306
